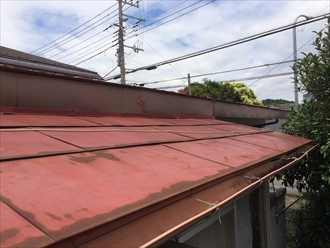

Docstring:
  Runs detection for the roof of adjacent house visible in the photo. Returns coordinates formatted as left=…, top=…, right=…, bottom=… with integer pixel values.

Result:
left=0, top=112, right=314, bottom=247
left=0, top=46, right=103, bottom=80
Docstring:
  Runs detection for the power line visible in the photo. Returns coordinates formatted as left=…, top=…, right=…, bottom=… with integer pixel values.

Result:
left=105, top=13, right=329, bottom=80
left=73, top=43, right=118, bottom=66
left=30, top=3, right=117, bottom=54
left=248, top=10, right=330, bottom=87
left=152, top=72, right=294, bottom=90
left=140, top=36, right=186, bottom=78
left=126, top=60, right=295, bottom=86
left=125, top=0, right=215, bottom=39
left=68, top=40, right=117, bottom=65
left=57, top=30, right=115, bottom=61
left=49, top=25, right=116, bottom=60
left=40, top=8, right=120, bottom=57
left=141, top=0, right=203, bottom=30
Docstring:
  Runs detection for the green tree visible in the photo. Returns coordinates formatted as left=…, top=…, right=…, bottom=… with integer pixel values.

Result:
left=183, top=78, right=263, bottom=105
left=279, top=19, right=330, bottom=247
left=262, top=98, right=294, bottom=107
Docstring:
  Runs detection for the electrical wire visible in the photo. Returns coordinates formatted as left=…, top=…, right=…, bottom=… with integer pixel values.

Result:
left=30, top=3, right=117, bottom=54
left=57, top=31, right=114, bottom=61
left=125, top=0, right=215, bottom=39
left=42, top=9, right=119, bottom=57
left=68, top=39, right=117, bottom=65
left=126, top=60, right=295, bottom=86
left=33, top=4, right=118, bottom=56
left=152, top=72, right=294, bottom=90
left=248, top=6, right=330, bottom=88
left=50, top=26, right=116, bottom=60
left=105, top=13, right=329, bottom=80
left=103, top=65, right=118, bottom=78
left=141, top=0, right=197, bottom=29
left=74, top=43, right=118, bottom=66
left=141, top=37, right=186, bottom=78
left=36, top=4, right=133, bottom=59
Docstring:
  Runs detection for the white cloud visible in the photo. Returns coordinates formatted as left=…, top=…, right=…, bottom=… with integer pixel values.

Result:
left=1, top=0, right=329, bottom=101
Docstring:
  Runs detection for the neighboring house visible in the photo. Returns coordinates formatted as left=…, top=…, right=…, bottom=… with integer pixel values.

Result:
left=0, top=46, right=103, bottom=81
left=0, top=48, right=314, bottom=248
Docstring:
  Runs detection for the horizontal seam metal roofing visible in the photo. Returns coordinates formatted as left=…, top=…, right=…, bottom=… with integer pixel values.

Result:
left=0, top=113, right=314, bottom=247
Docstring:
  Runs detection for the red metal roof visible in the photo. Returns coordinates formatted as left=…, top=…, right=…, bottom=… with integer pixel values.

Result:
left=0, top=113, right=313, bottom=247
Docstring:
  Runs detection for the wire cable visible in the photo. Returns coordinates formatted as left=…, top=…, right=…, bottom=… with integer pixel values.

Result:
left=74, top=43, right=118, bottom=66
left=248, top=7, right=330, bottom=88
left=152, top=72, right=294, bottom=90
left=125, top=60, right=295, bottom=85
left=40, top=8, right=120, bottom=57
left=30, top=3, right=117, bottom=54
left=105, top=13, right=329, bottom=80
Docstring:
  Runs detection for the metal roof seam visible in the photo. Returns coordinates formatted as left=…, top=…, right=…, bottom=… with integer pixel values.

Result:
left=0, top=139, right=194, bottom=162
left=232, top=139, right=305, bottom=154
left=33, top=129, right=87, bottom=149
left=1, top=127, right=270, bottom=135
left=161, top=143, right=236, bottom=170
left=1, top=128, right=274, bottom=162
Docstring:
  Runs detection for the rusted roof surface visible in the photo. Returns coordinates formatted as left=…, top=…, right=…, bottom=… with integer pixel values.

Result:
left=0, top=113, right=313, bottom=247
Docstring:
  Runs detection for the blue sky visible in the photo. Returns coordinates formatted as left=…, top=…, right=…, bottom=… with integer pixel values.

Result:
left=1, top=0, right=329, bottom=101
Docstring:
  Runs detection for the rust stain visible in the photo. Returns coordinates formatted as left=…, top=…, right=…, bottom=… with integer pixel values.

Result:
left=137, top=95, right=145, bottom=107
left=39, top=168, right=235, bottom=244
left=45, top=212, right=62, bottom=221
left=3, top=234, right=55, bottom=248
left=69, top=151, right=120, bottom=164
left=0, top=228, right=20, bottom=244
left=64, top=214, right=73, bottom=220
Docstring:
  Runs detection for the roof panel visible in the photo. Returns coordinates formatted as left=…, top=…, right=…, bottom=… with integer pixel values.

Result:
left=230, top=132, right=310, bottom=152
left=0, top=114, right=99, bottom=127
left=210, top=123, right=268, bottom=134
left=0, top=145, right=233, bottom=241
left=0, top=200, right=54, bottom=247
left=0, top=131, right=83, bottom=159
left=263, top=131, right=311, bottom=144
left=165, top=138, right=279, bottom=168
left=160, top=118, right=217, bottom=126
left=39, top=127, right=191, bottom=149
left=153, top=125, right=236, bottom=139
left=77, top=116, right=176, bottom=126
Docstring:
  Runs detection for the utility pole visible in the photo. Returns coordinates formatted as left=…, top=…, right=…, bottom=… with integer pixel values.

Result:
left=117, top=0, right=142, bottom=84
left=188, top=73, right=192, bottom=95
